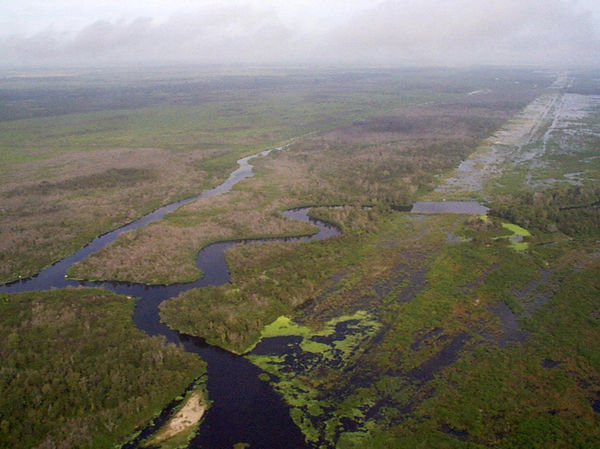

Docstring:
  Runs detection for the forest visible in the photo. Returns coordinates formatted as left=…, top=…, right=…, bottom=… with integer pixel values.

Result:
left=0, top=289, right=204, bottom=449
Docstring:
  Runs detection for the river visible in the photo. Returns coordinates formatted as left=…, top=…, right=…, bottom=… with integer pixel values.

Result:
left=1, top=145, right=490, bottom=447
left=0, top=146, right=339, bottom=449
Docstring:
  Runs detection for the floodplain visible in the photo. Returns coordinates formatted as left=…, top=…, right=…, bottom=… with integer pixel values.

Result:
left=1, top=67, right=599, bottom=449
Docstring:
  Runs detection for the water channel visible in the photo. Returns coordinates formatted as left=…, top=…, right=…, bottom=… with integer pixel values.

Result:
left=0, top=147, right=338, bottom=449
left=1, top=145, right=489, bottom=448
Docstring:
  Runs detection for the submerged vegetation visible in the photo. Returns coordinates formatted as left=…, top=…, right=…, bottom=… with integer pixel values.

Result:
left=247, top=311, right=382, bottom=446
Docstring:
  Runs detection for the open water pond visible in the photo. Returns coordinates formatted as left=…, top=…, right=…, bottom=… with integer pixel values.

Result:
left=411, top=201, right=489, bottom=214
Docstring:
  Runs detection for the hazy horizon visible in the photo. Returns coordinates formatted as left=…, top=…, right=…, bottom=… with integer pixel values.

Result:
left=1, top=0, right=599, bottom=69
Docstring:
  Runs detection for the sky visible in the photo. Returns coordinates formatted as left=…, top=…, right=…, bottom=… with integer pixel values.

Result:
left=1, top=0, right=599, bottom=68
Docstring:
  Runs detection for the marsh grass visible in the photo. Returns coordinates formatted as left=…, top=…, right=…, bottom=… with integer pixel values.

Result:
left=70, top=86, right=534, bottom=286
left=2, top=70, right=462, bottom=284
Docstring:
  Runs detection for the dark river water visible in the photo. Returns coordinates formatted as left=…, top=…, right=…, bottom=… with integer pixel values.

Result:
left=0, top=147, right=338, bottom=449
left=1, top=147, right=489, bottom=448
left=411, top=201, right=489, bottom=214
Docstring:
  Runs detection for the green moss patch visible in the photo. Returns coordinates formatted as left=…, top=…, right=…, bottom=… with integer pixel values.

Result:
left=246, top=311, right=381, bottom=445
left=501, top=222, right=532, bottom=251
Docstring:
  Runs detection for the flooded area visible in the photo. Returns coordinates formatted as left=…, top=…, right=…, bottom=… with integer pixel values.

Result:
left=411, top=201, right=489, bottom=214
left=434, top=73, right=600, bottom=196
left=435, top=92, right=562, bottom=196
left=488, top=301, right=528, bottom=346
left=487, top=269, right=552, bottom=346
left=528, top=93, right=600, bottom=188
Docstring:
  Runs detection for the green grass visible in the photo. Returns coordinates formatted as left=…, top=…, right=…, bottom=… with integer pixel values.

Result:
left=493, top=222, right=532, bottom=251
left=407, top=261, right=600, bottom=449
left=0, top=80, right=441, bottom=158
left=250, top=310, right=381, bottom=355
left=501, top=222, right=531, bottom=236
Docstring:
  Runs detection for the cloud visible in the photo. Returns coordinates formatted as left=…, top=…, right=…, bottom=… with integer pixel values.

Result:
left=0, top=5, right=299, bottom=66
left=0, top=0, right=598, bottom=67
left=324, top=0, right=600, bottom=66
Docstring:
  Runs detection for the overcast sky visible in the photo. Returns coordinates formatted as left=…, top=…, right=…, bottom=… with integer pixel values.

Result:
left=1, top=0, right=599, bottom=67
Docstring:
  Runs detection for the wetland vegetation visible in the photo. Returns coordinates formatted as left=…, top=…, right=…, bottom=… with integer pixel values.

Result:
left=0, top=289, right=204, bottom=449
left=1, top=67, right=599, bottom=448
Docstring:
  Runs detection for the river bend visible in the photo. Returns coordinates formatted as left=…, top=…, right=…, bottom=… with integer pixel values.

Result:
left=0, top=146, right=339, bottom=449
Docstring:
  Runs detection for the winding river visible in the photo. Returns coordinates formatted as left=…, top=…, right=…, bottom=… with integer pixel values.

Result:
left=0, top=146, right=339, bottom=449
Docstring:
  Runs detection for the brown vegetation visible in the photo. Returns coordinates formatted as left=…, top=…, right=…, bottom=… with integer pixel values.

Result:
left=273, top=93, right=537, bottom=205
left=0, top=147, right=224, bottom=283
left=72, top=90, right=537, bottom=285
left=68, top=190, right=315, bottom=283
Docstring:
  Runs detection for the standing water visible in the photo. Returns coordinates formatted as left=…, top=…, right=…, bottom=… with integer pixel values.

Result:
left=0, top=146, right=339, bottom=448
